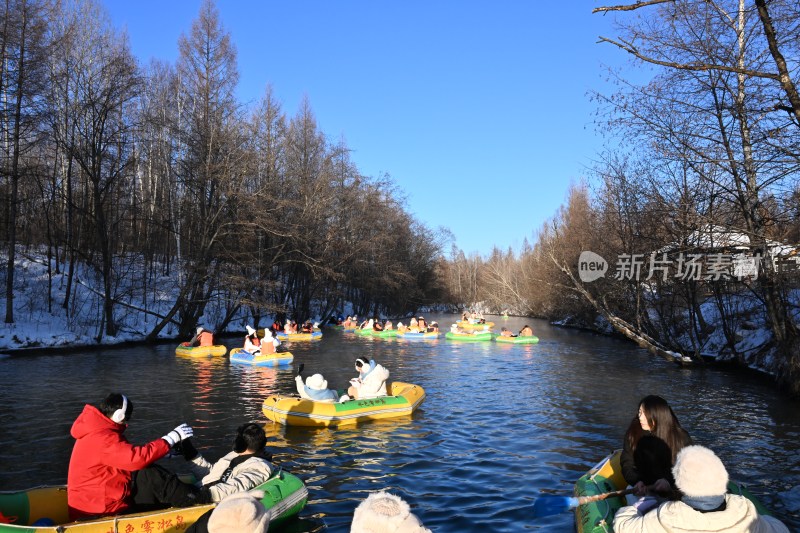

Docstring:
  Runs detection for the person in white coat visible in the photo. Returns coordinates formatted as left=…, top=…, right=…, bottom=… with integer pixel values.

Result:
left=295, top=372, right=340, bottom=403
left=613, top=445, right=790, bottom=533
left=347, top=357, right=389, bottom=400
left=183, top=423, right=274, bottom=504
left=243, top=326, right=261, bottom=355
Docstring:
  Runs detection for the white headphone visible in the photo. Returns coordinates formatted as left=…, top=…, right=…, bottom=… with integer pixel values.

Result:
left=111, top=395, right=128, bottom=423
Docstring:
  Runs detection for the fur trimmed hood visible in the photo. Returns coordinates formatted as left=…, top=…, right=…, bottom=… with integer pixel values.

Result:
left=351, top=492, right=430, bottom=533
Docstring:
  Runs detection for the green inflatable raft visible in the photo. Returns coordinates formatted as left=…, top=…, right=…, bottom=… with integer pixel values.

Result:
left=574, top=450, right=774, bottom=533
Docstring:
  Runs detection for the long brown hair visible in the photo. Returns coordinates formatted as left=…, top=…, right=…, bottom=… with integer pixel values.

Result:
left=625, top=395, right=690, bottom=463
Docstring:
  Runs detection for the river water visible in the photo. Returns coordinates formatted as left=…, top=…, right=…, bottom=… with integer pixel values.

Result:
left=1, top=314, right=799, bottom=532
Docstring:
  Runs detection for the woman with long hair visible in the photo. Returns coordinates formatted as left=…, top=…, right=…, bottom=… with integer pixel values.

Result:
left=621, top=395, right=692, bottom=497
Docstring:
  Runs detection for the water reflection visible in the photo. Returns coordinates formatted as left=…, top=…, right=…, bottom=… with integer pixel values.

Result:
left=0, top=315, right=798, bottom=531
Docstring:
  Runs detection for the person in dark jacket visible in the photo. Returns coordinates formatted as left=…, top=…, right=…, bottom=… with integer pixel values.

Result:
left=67, top=393, right=200, bottom=520
left=620, top=395, right=691, bottom=497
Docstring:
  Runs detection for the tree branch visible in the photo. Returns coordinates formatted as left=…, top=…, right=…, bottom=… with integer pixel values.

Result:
left=596, top=36, right=781, bottom=81
left=593, top=0, right=673, bottom=14
left=754, top=0, right=800, bottom=126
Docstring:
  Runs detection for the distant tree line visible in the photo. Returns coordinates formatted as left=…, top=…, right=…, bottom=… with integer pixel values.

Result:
left=3, top=0, right=799, bottom=394
left=0, top=0, right=449, bottom=340
left=442, top=0, right=800, bottom=393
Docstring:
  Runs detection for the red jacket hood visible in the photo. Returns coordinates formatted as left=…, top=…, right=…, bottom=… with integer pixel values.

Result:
left=71, top=404, right=123, bottom=439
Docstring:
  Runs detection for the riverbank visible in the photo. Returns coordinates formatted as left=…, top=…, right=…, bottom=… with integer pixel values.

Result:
left=2, top=251, right=797, bottom=393
left=549, top=290, right=800, bottom=384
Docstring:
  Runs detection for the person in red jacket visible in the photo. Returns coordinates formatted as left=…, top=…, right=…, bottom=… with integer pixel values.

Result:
left=67, top=393, right=202, bottom=521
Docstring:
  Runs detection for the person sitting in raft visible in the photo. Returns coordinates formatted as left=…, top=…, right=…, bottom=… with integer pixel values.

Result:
left=630, top=435, right=681, bottom=506
left=427, top=321, right=439, bottom=333
left=182, top=423, right=275, bottom=504
left=384, top=320, right=393, bottom=330
left=243, top=326, right=261, bottom=355
left=499, top=327, right=514, bottom=337
left=613, top=445, right=790, bottom=533
left=269, top=319, right=282, bottom=336
left=188, top=326, right=215, bottom=347
left=417, top=316, right=427, bottom=329
left=67, top=393, right=201, bottom=521
left=450, top=323, right=463, bottom=334
left=519, top=325, right=534, bottom=337
left=295, top=372, right=340, bottom=403
left=347, top=357, right=390, bottom=400
left=301, top=320, right=313, bottom=333
left=622, top=395, right=691, bottom=497
left=351, top=491, right=431, bottom=533
left=373, top=319, right=384, bottom=331
left=186, top=490, right=270, bottom=533
left=409, top=317, right=419, bottom=331
left=396, top=321, right=407, bottom=333
left=260, top=329, right=279, bottom=354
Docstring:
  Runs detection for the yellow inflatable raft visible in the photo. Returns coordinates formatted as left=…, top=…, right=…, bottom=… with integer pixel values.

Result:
left=0, top=471, right=308, bottom=532
left=275, top=330, right=322, bottom=341
left=262, top=381, right=426, bottom=427
left=456, top=320, right=495, bottom=330
left=174, top=343, right=227, bottom=357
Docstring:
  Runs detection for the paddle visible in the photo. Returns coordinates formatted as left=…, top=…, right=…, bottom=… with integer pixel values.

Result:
left=531, top=486, right=637, bottom=518
left=297, top=363, right=304, bottom=377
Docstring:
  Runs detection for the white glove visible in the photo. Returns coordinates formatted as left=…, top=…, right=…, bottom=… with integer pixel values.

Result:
left=162, top=423, right=193, bottom=446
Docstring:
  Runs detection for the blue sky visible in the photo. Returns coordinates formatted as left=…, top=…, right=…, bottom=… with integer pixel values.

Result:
left=105, top=1, right=625, bottom=256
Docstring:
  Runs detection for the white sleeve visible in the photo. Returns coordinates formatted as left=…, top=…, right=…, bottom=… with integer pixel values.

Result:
left=207, top=460, right=273, bottom=502
left=612, top=505, right=647, bottom=533
left=295, top=375, right=310, bottom=399
left=186, top=454, right=214, bottom=483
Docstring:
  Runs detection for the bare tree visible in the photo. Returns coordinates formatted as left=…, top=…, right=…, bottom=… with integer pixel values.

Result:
left=148, top=0, right=244, bottom=339
left=1, top=0, right=50, bottom=323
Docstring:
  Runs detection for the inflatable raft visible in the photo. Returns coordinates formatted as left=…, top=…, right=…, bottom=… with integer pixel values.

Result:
left=494, top=335, right=539, bottom=344
left=275, top=330, right=322, bottom=341
left=457, top=320, right=495, bottom=330
left=0, top=470, right=308, bottom=533
left=574, top=450, right=773, bottom=533
left=397, top=331, right=439, bottom=340
left=229, top=347, right=294, bottom=366
left=372, top=329, right=398, bottom=338
left=262, top=381, right=425, bottom=427
left=174, top=343, right=227, bottom=357
left=445, top=331, right=493, bottom=342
